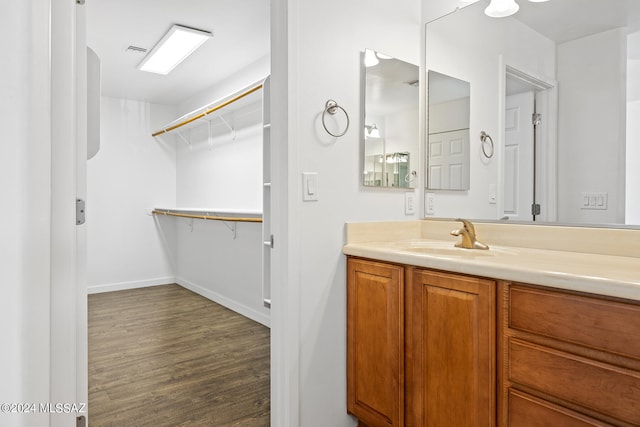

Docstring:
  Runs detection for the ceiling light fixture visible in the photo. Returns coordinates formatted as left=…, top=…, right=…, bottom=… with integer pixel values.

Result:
left=485, top=0, right=519, bottom=17
left=364, top=49, right=379, bottom=67
left=364, top=124, right=380, bottom=138
left=485, top=0, right=550, bottom=18
left=138, top=25, right=212, bottom=75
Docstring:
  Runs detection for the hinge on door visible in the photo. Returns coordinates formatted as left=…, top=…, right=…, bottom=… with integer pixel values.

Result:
left=531, top=203, right=541, bottom=216
left=77, top=416, right=86, bottom=427
left=76, top=198, right=86, bottom=225
left=532, top=113, right=542, bottom=126
left=77, top=0, right=85, bottom=4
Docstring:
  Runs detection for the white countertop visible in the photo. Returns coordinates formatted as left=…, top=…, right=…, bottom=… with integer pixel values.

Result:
left=343, top=223, right=640, bottom=302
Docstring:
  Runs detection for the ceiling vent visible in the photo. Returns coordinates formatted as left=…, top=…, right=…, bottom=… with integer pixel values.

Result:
left=126, top=45, right=148, bottom=54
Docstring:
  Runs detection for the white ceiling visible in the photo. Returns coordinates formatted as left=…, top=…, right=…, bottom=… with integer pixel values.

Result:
left=86, top=0, right=270, bottom=106
left=513, top=0, right=640, bottom=44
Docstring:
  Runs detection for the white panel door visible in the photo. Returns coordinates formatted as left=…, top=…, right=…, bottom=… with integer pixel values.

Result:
left=504, top=91, right=535, bottom=220
left=428, top=129, right=469, bottom=190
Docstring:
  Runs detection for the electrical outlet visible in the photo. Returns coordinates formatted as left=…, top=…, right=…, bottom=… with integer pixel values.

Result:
left=580, top=192, right=607, bottom=210
left=488, top=184, right=497, bottom=204
left=425, top=192, right=435, bottom=215
left=405, top=192, right=416, bottom=215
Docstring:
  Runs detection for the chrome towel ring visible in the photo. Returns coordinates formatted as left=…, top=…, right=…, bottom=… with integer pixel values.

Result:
left=322, top=99, right=350, bottom=137
left=480, top=131, right=494, bottom=158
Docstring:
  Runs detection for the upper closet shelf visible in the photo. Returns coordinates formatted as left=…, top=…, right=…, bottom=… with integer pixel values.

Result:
left=153, top=207, right=262, bottom=223
left=151, top=78, right=266, bottom=138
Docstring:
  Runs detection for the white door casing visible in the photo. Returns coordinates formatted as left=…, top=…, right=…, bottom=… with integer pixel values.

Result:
left=51, top=0, right=87, bottom=425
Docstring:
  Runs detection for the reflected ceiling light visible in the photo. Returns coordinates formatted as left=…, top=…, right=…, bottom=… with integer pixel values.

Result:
left=138, top=25, right=212, bottom=75
left=364, top=49, right=379, bottom=67
left=364, top=124, right=380, bottom=138
left=485, top=0, right=519, bottom=17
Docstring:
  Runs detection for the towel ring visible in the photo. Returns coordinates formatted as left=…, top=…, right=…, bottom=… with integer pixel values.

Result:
left=405, top=170, right=417, bottom=183
left=322, top=99, right=349, bottom=137
left=480, top=131, right=494, bottom=158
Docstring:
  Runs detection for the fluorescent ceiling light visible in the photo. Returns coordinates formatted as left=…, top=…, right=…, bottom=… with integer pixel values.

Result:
left=138, top=25, right=212, bottom=75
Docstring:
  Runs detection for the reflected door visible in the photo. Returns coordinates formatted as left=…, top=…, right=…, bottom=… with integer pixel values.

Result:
left=504, top=91, right=535, bottom=220
left=428, top=129, right=469, bottom=190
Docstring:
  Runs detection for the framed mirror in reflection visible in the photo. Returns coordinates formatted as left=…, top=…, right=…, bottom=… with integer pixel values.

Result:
left=362, top=49, right=419, bottom=189
left=425, top=0, right=640, bottom=227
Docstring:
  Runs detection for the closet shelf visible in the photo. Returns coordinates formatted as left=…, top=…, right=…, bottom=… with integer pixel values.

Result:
left=151, top=79, right=266, bottom=138
left=152, top=207, right=263, bottom=223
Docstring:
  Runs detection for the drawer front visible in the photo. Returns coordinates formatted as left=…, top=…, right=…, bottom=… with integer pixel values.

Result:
left=509, top=285, right=640, bottom=360
left=508, top=339, right=640, bottom=425
left=508, top=389, right=613, bottom=427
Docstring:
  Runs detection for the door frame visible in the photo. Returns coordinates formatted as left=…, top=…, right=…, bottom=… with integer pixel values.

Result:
left=53, top=1, right=296, bottom=425
left=499, top=59, right=558, bottom=222
left=50, top=0, right=84, bottom=425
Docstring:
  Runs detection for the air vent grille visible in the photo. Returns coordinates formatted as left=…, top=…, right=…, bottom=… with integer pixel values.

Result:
left=126, top=45, right=148, bottom=54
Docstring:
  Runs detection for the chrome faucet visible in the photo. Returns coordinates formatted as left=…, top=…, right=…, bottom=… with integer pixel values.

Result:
left=451, top=219, right=489, bottom=250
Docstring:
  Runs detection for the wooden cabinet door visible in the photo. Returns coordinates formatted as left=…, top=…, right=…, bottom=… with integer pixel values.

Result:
left=347, top=257, right=404, bottom=427
left=406, top=269, right=496, bottom=427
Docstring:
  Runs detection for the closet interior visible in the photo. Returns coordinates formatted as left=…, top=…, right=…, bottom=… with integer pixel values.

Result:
left=86, top=2, right=272, bottom=327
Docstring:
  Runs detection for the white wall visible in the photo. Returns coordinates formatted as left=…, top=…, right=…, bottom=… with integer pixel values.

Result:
left=277, top=0, right=422, bottom=424
left=0, top=2, right=52, bottom=426
left=175, top=99, right=263, bottom=209
left=87, top=97, right=177, bottom=292
left=424, top=2, right=555, bottom=219
left=557, top=29, right=626, bottom=224
left=173, top=218, right=269, bottom=326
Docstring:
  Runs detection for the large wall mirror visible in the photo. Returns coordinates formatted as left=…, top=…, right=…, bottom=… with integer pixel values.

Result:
left=425, top=0, right=640, bottom=227
left=362, top=49, right=419, bottom=189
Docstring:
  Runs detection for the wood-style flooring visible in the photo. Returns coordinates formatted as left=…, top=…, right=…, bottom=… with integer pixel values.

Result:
left=88, top=284, right=270, bottom=427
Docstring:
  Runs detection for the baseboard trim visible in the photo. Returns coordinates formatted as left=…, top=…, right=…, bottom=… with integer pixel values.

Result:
left=87, top=277, right=176, bottom=294
left=176, top=277, right=271, bottom=328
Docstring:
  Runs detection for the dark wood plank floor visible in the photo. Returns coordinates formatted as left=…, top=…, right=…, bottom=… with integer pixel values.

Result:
left=88, top=284, right=270, bottom=427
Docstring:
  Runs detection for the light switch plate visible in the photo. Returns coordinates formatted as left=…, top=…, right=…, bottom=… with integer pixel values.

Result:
left=302, top=172, right=318, bottom=201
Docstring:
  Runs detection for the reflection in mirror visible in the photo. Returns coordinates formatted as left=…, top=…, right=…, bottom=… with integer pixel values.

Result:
left=425, top=0, right=640, bottom=227
left=427, top=70, right=470, bottom=191
left=362, top=49, right=419, bottom=188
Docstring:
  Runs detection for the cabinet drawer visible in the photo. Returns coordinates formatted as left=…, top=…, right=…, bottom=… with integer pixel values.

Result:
left=509, top=285, right=640, bottom=360
left=508, top=339, right=640, bottom=425
left=508, top=389, right=613, bottom=427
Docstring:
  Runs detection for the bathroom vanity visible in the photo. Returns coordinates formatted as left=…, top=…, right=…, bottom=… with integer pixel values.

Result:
left=344, top=220, right=640, bottom=427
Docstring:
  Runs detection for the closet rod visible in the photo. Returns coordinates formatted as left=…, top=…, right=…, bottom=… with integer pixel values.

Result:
left=151, top=83, right=264, bottom=137
left=152, top=210, right=262, bottom=223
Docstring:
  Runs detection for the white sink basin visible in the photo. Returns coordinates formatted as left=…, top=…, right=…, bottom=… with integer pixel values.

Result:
left=392, top=240, right=514, bottom=257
